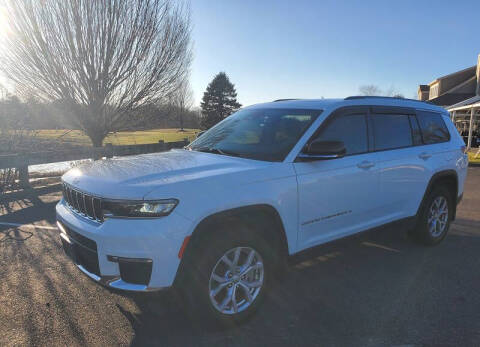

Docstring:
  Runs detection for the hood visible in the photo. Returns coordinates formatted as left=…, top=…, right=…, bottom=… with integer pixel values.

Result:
left=62, top=149, right=269, bottom=199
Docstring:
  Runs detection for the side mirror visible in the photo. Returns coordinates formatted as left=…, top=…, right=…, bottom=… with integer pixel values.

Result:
left=298, top=140, right=346, bottom=161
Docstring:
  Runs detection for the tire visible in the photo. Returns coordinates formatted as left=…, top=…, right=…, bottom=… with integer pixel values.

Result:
left=411, top=185, right=453, bottom=246
left=179, top=224, right=275, bottom=327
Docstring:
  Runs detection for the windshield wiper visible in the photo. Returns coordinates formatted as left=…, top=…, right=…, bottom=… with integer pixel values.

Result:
left=193, top=147, right=242, bottom=158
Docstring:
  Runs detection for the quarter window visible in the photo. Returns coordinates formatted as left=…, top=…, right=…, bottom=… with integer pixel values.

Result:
left=313, top=114, right=368, bottom=155
left=416, top=111, right=450, bottom=144
left=371, top=114, right=413, bottom=151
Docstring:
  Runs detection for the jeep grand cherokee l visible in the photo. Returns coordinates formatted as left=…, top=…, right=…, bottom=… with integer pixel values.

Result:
left=56, top=96, right=468, bottom=324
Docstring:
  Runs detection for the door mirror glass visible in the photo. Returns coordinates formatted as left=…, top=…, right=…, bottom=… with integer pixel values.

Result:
left=301, top=140, right=346, bottom=160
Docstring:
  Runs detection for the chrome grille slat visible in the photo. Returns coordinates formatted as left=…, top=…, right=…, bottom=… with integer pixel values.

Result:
left=62, top=183, right=103, bottom=223
left=73, top=190, right=80, bottom=211
left=92, top=198, right=102, bottom=222
left=66, top=186, right=73, bottom=207
left=81, top=194, right=87, bottom=215
left=74, top=191, right=80, bottom=212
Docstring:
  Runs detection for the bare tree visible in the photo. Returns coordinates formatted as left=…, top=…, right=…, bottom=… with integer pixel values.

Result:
left=359, top=84, right=404, bottom=98
left=0, top=0, right=192, bottom=146
left=169, top=78, right=194, bottom=131
left=384, top=86, right=404, bottom=98
left=359, top=84, right=382, bottom=96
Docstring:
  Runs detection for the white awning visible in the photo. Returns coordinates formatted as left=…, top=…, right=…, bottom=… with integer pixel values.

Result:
left=447, top=95, right=480, bottom=111
left=448, top=102, right=480, bottom=112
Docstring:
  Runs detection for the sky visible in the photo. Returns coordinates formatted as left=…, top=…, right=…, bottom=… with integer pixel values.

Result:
left=190, top=0, right=480, bottom=107
left=1, top=1, right=479, bottom=107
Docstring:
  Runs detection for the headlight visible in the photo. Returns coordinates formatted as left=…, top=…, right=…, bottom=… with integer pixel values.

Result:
left=102, top=199, right=178, bottom=218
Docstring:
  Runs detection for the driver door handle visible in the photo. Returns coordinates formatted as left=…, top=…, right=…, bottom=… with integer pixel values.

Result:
left=357, top=160, right=375, bottom=169
left=419, top=152, right=432, bottom=160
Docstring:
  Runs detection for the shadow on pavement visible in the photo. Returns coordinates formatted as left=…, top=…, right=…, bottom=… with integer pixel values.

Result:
left=118, top=218, right=480, bottom=347
left=0, top=184, right=59, bottom=227
left=1, top=168, right=480, bottom=346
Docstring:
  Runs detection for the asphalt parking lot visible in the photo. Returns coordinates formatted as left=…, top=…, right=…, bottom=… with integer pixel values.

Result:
left=1, top=166, right=480, bottom=346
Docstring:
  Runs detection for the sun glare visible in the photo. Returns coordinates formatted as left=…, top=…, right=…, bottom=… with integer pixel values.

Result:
left=0, top=7, right=11, bottom=40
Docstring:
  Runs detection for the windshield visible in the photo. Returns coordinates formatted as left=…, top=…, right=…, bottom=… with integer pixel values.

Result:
left=188, top=108, right=321, bottom=162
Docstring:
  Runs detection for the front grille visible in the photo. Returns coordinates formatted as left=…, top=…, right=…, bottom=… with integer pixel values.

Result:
left=62, top=183, right=103, bottom=222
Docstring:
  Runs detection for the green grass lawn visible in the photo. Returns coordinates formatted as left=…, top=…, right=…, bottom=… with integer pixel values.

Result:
left=33, top=128, right=200, bottom=146
left=468, top=150, right=480, bottom=164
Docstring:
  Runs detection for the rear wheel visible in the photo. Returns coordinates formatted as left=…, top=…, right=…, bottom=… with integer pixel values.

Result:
left=411, top=185, right=453, bottom=245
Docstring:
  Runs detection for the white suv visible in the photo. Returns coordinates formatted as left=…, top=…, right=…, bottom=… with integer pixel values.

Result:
left=56, top=97, right=468, bottom=324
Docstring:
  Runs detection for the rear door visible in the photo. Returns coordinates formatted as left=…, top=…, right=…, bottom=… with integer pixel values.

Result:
left=294, top=107, right=384, bottom=250
left=370, top=107, right=430, bottom=220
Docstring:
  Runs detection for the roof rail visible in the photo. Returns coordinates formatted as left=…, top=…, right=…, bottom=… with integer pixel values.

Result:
left=344, top=95, right=432, bottom=104
left=273, top=98, right=300, bottom=102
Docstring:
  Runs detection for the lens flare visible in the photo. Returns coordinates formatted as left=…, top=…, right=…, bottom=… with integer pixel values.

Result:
left=0, top=7, right=11, bottom=39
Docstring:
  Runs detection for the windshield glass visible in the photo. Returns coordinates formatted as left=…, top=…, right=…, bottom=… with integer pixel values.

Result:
left=188, top=108, right=321, bottom=162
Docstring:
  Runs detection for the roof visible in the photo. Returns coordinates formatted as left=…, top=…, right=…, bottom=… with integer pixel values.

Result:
left=428, top=65, right=477, bottom=86
left=246, top=97, right=444, bottom=113
left=428, top=93, right=475, bottom=107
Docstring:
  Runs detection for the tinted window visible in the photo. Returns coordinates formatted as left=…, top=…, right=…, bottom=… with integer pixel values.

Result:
left=372, top=114, right=413, bottom=151
left=313, top=114, right=368, bottom=155
left=409, top=115, right=423, bottom=145
left=417, top=111, right=450, bottom=144
left=188, top=108, right=320, bottom=162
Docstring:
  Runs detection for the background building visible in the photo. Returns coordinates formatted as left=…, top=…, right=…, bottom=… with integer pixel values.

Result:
left=418, top=55, right=480, bottom=107
left=418, top=54, right=480, bottom=149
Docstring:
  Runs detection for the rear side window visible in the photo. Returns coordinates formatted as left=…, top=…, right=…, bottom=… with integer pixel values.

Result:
left=409, top=115, right=423, bottom=145
left=314, top=114, right=368, bottom=155
left=371, top=114, right=413, bottom=151
left=416, top=111, right=450, bottom=144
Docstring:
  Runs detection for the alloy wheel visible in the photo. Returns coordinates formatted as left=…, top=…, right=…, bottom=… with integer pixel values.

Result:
left=428, top=196, right=449, bottom=237
left=209, top=247, right=264, bottom=315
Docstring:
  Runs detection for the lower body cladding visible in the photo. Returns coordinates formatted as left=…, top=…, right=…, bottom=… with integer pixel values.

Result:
left=56, top=201, right=192, bottom=292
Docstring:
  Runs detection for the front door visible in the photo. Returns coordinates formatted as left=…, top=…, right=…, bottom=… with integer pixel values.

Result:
left=294, top=107, right=383, bottom=251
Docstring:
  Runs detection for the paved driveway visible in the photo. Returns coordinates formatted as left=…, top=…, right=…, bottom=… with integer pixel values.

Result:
left=1, top=167, right=480, bottom=346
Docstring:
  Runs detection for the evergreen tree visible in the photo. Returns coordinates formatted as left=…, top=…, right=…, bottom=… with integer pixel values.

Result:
left=200, top=72, right=241, bottom=129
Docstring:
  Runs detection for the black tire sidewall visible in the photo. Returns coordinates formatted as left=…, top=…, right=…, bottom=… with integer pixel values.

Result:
left=417, top=185, right=453, bottom=245
left=183, top=226, right=274, bottom=326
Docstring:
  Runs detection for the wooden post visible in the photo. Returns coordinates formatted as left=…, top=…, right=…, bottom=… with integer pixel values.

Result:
left=467, top=107, right=475, bottom=150
left=105, top=143, right=114, bottom=158
left=158, top=140, right=166, bottom=151
left=18, top=165, right=30, bottom=188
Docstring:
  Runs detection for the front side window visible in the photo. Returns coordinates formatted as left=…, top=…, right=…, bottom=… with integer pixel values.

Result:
left=416, top=111, right=450, bottom=144
left=188, top=108, right=321, bottom=162
left=312, top=114, right=368, bottom=155
left=371, top=114, right=413, bottom=151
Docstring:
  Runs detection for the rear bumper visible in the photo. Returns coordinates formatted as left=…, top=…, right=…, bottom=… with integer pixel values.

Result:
left=56, top=200, right=193, bottom=292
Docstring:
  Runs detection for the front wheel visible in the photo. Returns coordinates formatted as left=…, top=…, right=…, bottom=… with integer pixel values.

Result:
left=208, top=246, right=265, bottom=316
left=179, top=228, right=275, bottom=326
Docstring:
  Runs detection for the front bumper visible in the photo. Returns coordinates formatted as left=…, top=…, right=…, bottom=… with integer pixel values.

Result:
left=56, top=200, right=192, bottom=292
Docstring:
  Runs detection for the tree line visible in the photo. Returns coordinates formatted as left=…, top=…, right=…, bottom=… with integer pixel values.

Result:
left=0, top=94, right=201, bottom=131
left=0, top=0, right=243, bottom=146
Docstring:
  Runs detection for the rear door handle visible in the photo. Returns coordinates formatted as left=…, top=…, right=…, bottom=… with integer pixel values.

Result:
left=419, top=152, right=431, bottom=160
left=357, top=160, right=375, bottom=169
